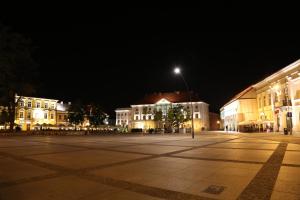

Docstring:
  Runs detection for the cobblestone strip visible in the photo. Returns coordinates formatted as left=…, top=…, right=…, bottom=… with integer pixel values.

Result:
left=80, top=174, right=214, bottom=200
left=237, top=142, right=288, bottom=200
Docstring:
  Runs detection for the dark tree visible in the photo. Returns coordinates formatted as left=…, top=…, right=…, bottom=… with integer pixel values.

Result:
left=0, top=109, right=9, bottom=129
left=68, top=101, right=84, bottom=130
left=0, top=24, right=38, bottom=132
left=86, top=104, right=106, bottom=129
left=153, top=109, right=163, bottom=129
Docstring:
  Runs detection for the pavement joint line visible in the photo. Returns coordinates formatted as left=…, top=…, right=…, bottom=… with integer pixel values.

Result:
left=237, top=142, right=288, bottom=200
left=0, top=144, right=47, bottom=148
left=202, top=146, right=276, bottom=151
left=168, top=155, right=266, bottom=165
left=281, top=163, right=300, bottom=168
left=0, top=173, right=67, bottom=189
left=7, top=148, right=94, bottom=157
left=0, top=151, right=75, bottom=173
left=79, top=173, right=215, bottom=200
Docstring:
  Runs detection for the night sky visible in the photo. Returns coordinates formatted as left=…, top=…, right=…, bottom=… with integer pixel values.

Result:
left=1, top=8, right=300, bottom=116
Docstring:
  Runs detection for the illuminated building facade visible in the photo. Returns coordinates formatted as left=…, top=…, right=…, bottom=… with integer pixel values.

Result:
left=15, top=95, right=64, bottom=131
left=116, top=91, right=210, bottom=133
left=221, top=59, right=300, bottom=133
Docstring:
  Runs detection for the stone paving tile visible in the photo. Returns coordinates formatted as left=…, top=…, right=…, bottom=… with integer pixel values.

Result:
left=0, top=157, right=55, bottom=183
left=283, top=151, right=300, bottom=165
left=26, top=149, right=149, bottom=169
left=70, top=141, right=134, bottom=148
left=0, top=175, right=161, bottom=200
left=107, top=144, right=190, bottom=154
left=0, top=144, right=85, bottom=156
left=287, top=143, right=300, bottom=151
left=90, top=157, right=261, bottom=199
left=272, top=166, right=300, bottom=197
left=226, top=138, right=279, bottom=144
left=174, top=148, right=273, bottom=162
left=271, top=191, right=299, bottom=200
left=0, top=140, right=43, bottom=148
left=154, top=141, right=217, bottom=147
left=208, top=142, right=278, bottom=150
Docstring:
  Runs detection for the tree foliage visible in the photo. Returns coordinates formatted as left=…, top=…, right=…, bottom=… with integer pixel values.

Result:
left=68, top=101, right=84, bottom=129
left=86, top=104, right=106, bottom=128
left=0, top=24, right=38, bottom=131
left=166, top=104, right=190, bottom=131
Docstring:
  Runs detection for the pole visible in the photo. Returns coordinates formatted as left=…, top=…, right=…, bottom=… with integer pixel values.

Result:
left=179, top=74, right=194, bottom=139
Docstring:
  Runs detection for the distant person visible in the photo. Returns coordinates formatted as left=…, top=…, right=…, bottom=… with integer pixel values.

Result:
left=225, top=125, right=228, bottom=132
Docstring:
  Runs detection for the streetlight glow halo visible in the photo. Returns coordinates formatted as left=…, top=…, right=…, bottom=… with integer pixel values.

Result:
left=174, top=67, right=181, bottom=74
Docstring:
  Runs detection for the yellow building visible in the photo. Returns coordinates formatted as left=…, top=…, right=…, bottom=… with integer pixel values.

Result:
left=116, top=91, right=210, bottom=133
left=14, top=95, right=69, bottom=131
left=221, top=59, right=300, bottom=133
left=221, top=87, right=258, bottom=132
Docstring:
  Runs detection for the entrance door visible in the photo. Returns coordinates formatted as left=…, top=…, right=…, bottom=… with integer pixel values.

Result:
left=26, top=124, right=31, bottom=131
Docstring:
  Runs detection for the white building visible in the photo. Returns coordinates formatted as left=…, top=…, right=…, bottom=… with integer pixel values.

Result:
left=116, top=91, right=210, bottom=133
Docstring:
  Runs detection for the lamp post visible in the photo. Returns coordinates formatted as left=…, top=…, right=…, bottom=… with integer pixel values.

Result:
left=174, top=67, right=194, bottom=139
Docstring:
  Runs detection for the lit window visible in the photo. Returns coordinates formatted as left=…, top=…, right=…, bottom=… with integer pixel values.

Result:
left=36, top=102, right=41, bottom=108
left=19, top=101, right=24, bottom=107
left=50, top=114, right=54, bottom=119
left=44, top=113, right=48, bottom=119
left=27, top=102, right=32, bottom=108
left=27, top=112, right=31, bottom=119
left=44, top=103, right=48, bottom=109
left=19, top=111, right=24, bottom=118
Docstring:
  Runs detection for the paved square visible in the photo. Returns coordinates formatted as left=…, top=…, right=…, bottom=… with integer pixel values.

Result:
left=0, top=132, right=298, bottom=199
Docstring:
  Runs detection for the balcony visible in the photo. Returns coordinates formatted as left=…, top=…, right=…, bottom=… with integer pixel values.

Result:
left=275, top=100, right=292, bottom=107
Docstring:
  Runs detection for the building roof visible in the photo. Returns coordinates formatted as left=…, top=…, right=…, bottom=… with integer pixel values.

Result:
left=115, top=107, right=131, bottom=111
left=221, top=86, right=255, bottom=109
left=134, top=91, right=205, bottom=105
left=253, top=59, right=300, bottom=89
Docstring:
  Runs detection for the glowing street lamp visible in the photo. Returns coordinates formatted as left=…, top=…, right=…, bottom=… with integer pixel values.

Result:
left=173, top=66, right=194, bottom=139
left=174, top=67, right=181, bottom=74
